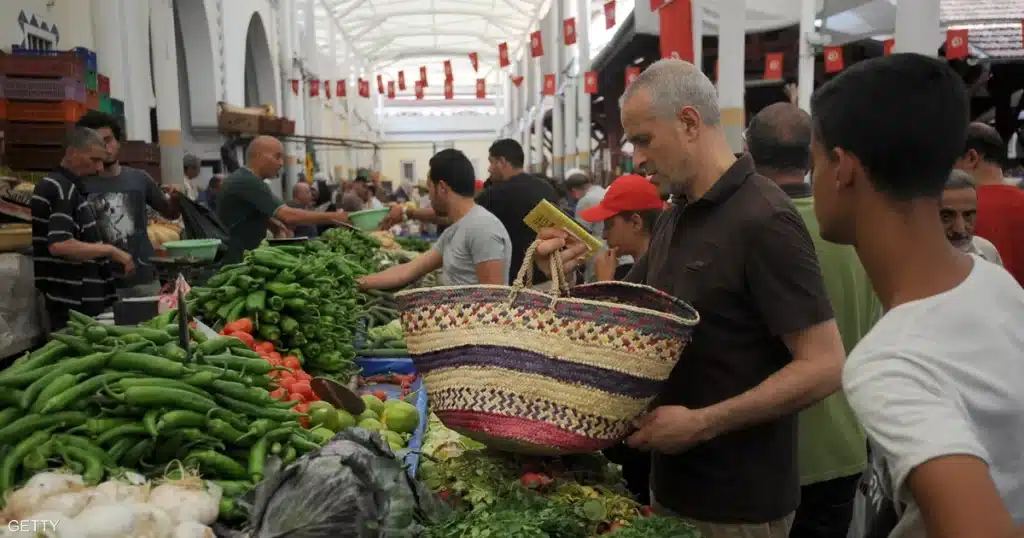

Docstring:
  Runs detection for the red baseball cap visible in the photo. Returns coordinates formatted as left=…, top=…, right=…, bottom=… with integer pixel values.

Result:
left=578, top=174, right=663, bottom=223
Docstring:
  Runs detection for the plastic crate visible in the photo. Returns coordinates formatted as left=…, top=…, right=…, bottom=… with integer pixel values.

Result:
left=11, top=46, right=96, bottom=72
left=0, top=52, right=84, bottom=79
left=85, top=89, right=99, bottom=110
left=5, top=145, right=64, bottom=171
left=258, top=116, right=281, bottom=135
left=97, top=74, right=110, bottom=95
left=84, top=71, right=97, bottom=91
left=4, top=122, right=75, bottom=145
left=281, top=118, right=295, bottom=135
left=99, top=95, right=112, bottom=113
left=0, top=76, right=85, bottom=103
left=354, top=358, right=429, bottom=477
left=5, top=100, right=86, bottom=123
left=109, top=98, right=124, bottom=117
left=120, top=141, right=161, bottom=164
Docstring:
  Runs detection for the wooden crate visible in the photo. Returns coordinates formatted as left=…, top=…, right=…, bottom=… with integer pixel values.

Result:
left=3, top=122, right=75, bottom=146
left=120, top=141, right=161, bottom=164
left=0, top=52, right=84, bottom=79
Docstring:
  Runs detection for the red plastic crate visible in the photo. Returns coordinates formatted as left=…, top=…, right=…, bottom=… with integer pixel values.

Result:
left=85, top=89, right=99, bottom=110
left=6, top=100, right=86, bottom=123
left=0, top=52, right=84, bottom=79
left=97, top=74, right=110, bottom=95
left=0, top=77, right=86, bottom=103
left=4, top=122, right=75, bottom=145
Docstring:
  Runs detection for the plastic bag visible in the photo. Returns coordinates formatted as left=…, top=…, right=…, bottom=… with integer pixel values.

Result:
left=158, top=274, right=191, bottom=311
left=179, top=196, right=229, bottom=243
left=242, top=428, right=449, bottom=538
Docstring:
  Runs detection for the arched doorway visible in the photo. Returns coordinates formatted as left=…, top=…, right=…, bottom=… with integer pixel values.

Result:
left=244, top=13, right=276, bottom=109
left=173, top=0, right=217, bottom=129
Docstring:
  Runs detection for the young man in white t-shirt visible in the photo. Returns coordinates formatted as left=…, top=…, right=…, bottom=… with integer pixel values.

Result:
left=809, top=53, right=1024, bottom=538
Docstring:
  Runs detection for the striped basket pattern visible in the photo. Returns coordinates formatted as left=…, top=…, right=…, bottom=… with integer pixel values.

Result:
left=395, top=240, right=699, bottom=455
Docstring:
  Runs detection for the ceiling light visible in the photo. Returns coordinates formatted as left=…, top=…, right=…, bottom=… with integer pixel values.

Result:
left=633, top=57, right=644, bottom=64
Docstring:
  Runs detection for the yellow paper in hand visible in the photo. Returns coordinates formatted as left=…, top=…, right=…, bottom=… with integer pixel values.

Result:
left=523, top=199, right=602, bottom=260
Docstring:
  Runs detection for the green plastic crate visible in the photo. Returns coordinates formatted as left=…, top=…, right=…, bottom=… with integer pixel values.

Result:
left=99, top=95, right=112, bottom=113
left=110, top=98, right=124, bottom=117
left=84, top=71, right=97, bottom=91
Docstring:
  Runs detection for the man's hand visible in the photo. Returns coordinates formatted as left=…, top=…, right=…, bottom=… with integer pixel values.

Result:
left=379, top=205, right=404, bottom=229
left=626, top=405, right=716, bottom=454
left=533, top=228, right=591, bottom=276
left=109, top=247, right=136, bottom=276
left=331, top=211, right=351, bottom=225
left=594, top=248, right=619, bottom=281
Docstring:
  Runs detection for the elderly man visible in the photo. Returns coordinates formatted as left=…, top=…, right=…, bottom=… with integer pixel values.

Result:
left=941, top=170, right=1002, bottom=264
left=31, top=127, right=134, bottom=330
left=533, top=59, right=844, bottom=538
left=217, top=136, right=348, bottom=263
left=182, top=153, right=202, bottom=201
left=745, top=102, right=881, bottom=538
left=288, top=181, right=318, bottom=239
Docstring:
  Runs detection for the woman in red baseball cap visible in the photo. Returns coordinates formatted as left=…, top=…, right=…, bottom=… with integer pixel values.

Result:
left=578, top=174, right=665, bottom=281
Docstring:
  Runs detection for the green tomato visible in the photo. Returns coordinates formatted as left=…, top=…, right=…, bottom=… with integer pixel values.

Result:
left=310, top=427, right=335, bottom=445
left=309, top=407, right=342, bottom=432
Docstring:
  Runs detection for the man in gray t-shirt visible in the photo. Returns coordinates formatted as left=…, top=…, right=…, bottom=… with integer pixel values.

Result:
left=358, top=149, right=511, bottom=291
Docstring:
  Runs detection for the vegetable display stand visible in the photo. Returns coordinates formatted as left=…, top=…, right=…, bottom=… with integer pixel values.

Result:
left=356, top=358, right=429, bottom=476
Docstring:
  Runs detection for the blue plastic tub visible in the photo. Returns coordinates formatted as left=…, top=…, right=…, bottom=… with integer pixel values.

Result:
left=355, top=358, right=428, bottom=477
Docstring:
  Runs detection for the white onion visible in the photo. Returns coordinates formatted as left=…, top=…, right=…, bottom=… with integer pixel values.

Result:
left=172, top=521, right=216, bottom=538
left=2, top=472, right=85, bottom=521
left=148, top=481, right=220, bottom=525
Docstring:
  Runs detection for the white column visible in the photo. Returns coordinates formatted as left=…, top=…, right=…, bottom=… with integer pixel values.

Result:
left=119, top=0, right=152, bottom=141
left=524, top=54, right=534, bottom=170
left=797, top=0, right=816, bottom=112
left=716, top=0, right=746, bottom=152
left=692, top=0, right=703, bottom=72
left=278, top=0, right=299, bottom=188
left=894, top=0, right=941, bottom=56
left=548, top=0, right=563, bottom=178
left=575, top=0, right=591, bottom=172
left=304, top=0, right=318, bottom=145
left=92, top=0, right=126, bottom=102
left=150, top=0, right=184, bottom=186
left=326, top=22, right=338, bottom=178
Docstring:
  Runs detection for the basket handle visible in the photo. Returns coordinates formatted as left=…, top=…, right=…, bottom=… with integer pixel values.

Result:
left=510, top=239, right=571, bottom=298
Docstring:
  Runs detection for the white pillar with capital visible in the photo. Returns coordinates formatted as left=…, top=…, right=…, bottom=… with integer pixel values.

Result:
left=575, top=0, right=591, bottom=172
left=278, top=0, right=299, bottom=189
left=548, top=0, right=563, bottom=178
left=151, top=0, right=184, bottom=186
left=797, top=0, right=816, bottom=112
left=894, top=0, right=941, bottom=56
left=716, top=0, right=746, bottom=152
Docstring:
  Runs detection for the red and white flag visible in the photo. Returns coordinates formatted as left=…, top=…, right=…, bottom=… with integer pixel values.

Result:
left=764, top=52, right=784, bottom=80
left=309, top=79, right=320, bottom=97
left=398, top=71, right=406, bottom=90
left=530, top=31, right=544, bottom=57
left=584, top=72, right=597, bottom=94
left=604, top=1, right=616, bottom=30
left=542, top=74, right=555, bottom=95
left=469, top=52, right=479, bottom=72
left=946, top=28, right=969, bottom=59
left=476, top=79, right=486, bottom=99
left=414, top=81, right=424, bottom=99
left=498, top=42, right=510, bottom=67
left=444, top=79, right=454, bottom=100
left=563, top=18, right=577, bottom=45
left=419, top=66, right=428, bottom=87
left=387, top=80, right=395, bottom=99
left=625, top=66, right=640, bottom=86
left=336, top=80, right=346, bottom=98
left=444, top=60, right=453, bottom=81
left=823, top=46, right=844, bottom=73
left=376, top=75, right=384, bottom=94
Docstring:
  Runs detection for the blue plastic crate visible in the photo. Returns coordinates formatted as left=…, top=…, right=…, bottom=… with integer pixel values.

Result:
left=11, top=45, right=97, bottom=71
left=355, top=358, right=428, bottom=477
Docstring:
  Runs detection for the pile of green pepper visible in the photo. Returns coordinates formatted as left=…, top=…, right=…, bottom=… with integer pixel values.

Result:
left=0, top=312, right=324, bottom=513
left=188, top=237, right=377, bottom=379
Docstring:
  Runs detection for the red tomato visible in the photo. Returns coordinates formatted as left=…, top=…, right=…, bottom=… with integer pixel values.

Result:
left=287, top=391, right=304, bottom=402
left=291, top=380, right=312, bottom=398
left=269, top=388, right=288, bottom=401
left=295, top=371, right=312, bottom=382
left=224, top=318, right=254, bottom=335
left=269, top=352, right=282, bottom=361
left=294, top=402, right=311, bottom=413
left=268, top=370, right=282, bottom=380
left=279, top=377, right=296, bottom=392
left=283, top=356, right=301, bottom=370
left=255, top=341, right=275, bottom=355
left=227, top=331, right=255, bottom=349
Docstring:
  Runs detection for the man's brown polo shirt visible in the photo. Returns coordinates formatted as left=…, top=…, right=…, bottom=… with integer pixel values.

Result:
left=626, top=155, right=833, bottom=523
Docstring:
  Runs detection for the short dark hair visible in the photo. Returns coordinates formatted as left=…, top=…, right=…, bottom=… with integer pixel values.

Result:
left=76, top=111, right=123, bottom=142
left=488, top=138, right=524, bottom=168
left=428, top=148, right=476, bottom=197
left=618, top=208, right=662, bottom=233
left=564, top=172, right=591, bottom=190
left=746, top=102, right=812, bottom=175
left=811, top=53, right=968, bottom=201
left=964, top=122, right=1007, bottom=167
left=352, top=176, right=368, bottom=184
left=65, top=126, right=104, bottom=150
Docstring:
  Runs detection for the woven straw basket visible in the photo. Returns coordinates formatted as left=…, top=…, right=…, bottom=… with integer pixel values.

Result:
left=394, top=240, right=700, bottom=455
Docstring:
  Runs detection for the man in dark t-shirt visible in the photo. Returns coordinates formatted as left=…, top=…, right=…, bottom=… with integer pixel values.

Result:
left=218, top=136, right=349, bottom=264
left=382, top=139, right=558, bottom=284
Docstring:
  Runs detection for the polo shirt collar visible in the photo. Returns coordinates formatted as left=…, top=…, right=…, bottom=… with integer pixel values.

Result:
left=676, top=154, right=756, bottom=207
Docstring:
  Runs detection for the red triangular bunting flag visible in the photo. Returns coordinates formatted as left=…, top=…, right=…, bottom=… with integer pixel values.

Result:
left=469, top=52, right=479, bottom=72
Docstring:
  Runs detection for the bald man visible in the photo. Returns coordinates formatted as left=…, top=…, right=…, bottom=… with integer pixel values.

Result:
left=747, top=102, right=881, bottom=538
left=217, top=136, right=348, bottom=263
left=954, top=122, right=1024, bottom=285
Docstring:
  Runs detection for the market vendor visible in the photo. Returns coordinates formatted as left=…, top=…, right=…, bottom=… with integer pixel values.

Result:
left=358, top=149, right=511, bottom=289
left=217, top=136, right=351, bottom=264
left=531, top=59, right=845, bottom=538
left=31, top=127, right=135, bottom=331
left=76, top=111, right=182, bottom=296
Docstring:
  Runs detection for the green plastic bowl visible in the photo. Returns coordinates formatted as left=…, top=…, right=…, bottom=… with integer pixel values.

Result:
left=349, top=208, right=390, bottom=231
left=162, top=239, right=222, bottom=260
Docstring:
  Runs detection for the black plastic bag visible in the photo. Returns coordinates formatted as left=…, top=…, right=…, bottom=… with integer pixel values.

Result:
left=179, top=195, right=229, bottom=243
